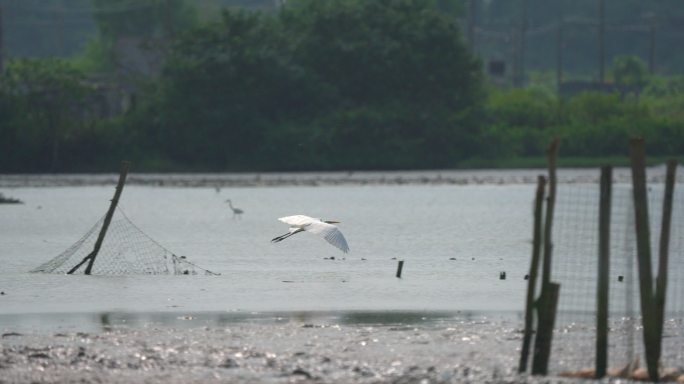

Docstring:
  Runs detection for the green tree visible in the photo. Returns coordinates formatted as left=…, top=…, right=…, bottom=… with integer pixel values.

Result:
left=0, top=59, right=92, bottom=171
left=284, top=0, right=480, bottom=110
left=555, top=92, right=651, bottom=156
left=153, top=9, right=319, bottom=169
left=145, top=0, right=483, bottom=170
left=483, top=87, right=557, bottom=157
left=280, top=0, right=483, bottom=168
left=611, top=55, right=648, bottom=88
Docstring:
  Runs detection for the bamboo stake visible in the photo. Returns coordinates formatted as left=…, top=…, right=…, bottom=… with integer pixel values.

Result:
left=532, top=138, right=560, bottom=375
left=519, top=175, right=546, bottom=373
left=68, top=161, right=130, bottom=275
left=654, top=159, right=677, bottom=363
left=532, top=282, right=559, bottom=375
left=596, top=166, right=612, bottom=378
left=629, top=139, right=659, bottom=382
left=541, top=138, right=558, bottom=286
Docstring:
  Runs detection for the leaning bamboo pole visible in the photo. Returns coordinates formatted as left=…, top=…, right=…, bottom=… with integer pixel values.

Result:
left=519, top=175, right=547, bottom=373
left=67, top=161, right=130, bottom=275
left=532, top=138, right=560, bottom=375
left=629, top=139, right=660, bottom=382
left=653, top=159, right=677, bottom=370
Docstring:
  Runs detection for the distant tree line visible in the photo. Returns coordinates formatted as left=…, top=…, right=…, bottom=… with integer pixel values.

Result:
left=0, top=0, right=682, bottom=172
left=480, top=77, right=684, bottom=163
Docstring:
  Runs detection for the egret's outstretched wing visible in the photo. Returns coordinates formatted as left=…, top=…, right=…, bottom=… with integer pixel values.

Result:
left=305, top=221, right=350, bottom=253
left=278, top=215, right=316, bottom=227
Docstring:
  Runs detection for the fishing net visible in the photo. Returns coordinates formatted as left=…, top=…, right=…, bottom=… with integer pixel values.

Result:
left=548, top=183, right=640, bottom=374
left=545, top=170, right=684, bottom=375
left=30, top=207, right=218, bottom=276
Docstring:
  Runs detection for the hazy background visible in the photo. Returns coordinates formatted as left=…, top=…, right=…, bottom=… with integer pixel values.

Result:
left=0, top=0, right=682, bottom=173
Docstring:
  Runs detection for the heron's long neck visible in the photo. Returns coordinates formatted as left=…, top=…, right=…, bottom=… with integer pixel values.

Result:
left=228, top=201, right=234, bottom=209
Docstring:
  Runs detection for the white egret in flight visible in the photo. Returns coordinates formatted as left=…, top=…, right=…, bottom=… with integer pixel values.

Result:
left=225, top=199, right=244, bottom=219
left=271, top=215, right=350, bottom=253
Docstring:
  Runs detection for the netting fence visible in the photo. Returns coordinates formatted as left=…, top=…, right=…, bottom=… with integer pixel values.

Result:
left=30, top=207, right=218, bottom=276
left=546, top=170, right=684, bottom=375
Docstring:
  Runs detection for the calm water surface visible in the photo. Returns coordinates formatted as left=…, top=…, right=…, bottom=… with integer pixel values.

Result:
left=5, top=169, right=684, bottom=383
left=1, top=177, right=538, bottom=321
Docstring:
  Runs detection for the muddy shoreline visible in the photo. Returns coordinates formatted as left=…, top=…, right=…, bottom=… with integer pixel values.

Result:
left=0, top=313, right=572, bottom=384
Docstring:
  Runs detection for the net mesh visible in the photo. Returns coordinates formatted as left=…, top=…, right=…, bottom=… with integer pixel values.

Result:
left=30, top=208, right=218, bottom=276
left=546, top=170, right=684, bottom=375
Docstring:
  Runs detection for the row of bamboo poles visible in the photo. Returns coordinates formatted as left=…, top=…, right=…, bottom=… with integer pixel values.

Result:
left=518, top=138, right=678, bottom=382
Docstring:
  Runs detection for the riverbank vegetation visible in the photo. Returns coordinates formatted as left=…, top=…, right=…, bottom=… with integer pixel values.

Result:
left=0, top=0, right=682, bottom=173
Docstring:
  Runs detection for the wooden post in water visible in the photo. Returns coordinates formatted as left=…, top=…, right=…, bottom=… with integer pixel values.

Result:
left=595, top=166, right=612, bottom=378
left=396, top=260, right=404, bottom=278
left=532, top=138, right=560, bottom=375
left=67, top=161, right=131, bottom=275
left=532, top=282, right=559, bottom=375
left=629, top=139, right=659, bottom=382
left=541, top=138, right=558, bottom=286
left=519, top=175, right=547, bottom=373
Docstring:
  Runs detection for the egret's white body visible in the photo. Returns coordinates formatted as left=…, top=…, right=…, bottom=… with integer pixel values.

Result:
left=271, top=215, right=349, bottom=253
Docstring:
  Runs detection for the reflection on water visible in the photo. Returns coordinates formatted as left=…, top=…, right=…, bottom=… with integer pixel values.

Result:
left=0, top=310, right=523, bottom=333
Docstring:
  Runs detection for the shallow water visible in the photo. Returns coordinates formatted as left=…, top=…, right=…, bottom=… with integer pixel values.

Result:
left=0, top=178, right=544, bottom=382
left=0, top=181, right=535, bottom=317
left=3, top=169, right=683, bottom=382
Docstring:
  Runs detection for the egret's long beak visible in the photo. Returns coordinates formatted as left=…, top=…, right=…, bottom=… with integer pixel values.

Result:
left=325, top=220, right=340, bottom=224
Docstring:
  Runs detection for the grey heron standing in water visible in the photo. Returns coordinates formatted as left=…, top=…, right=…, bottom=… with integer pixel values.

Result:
left=271, top=215, right=349, bottom=253
left=225, top=199, right=244, bottom=219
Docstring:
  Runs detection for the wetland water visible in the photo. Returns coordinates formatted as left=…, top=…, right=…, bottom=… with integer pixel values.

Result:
left=0, top=168, right=662, bottom=383
left=1, top=175, right=540, bottom=316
